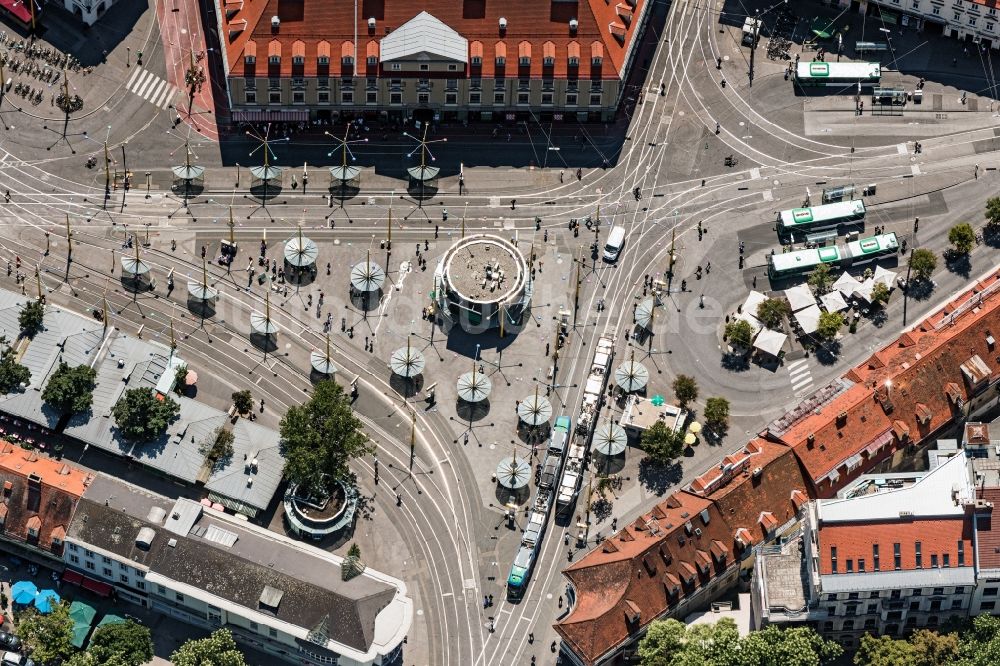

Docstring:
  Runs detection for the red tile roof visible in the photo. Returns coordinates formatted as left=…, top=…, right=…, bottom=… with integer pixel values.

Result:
left=817, top=518, right=973, bottom=575
left=218, top=0, right=647, bottom=79
left=976, top=488, right=1000, bottom=569
left=0, top=442, right=92, bottom=554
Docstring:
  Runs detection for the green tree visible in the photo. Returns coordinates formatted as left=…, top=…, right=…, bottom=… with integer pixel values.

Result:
left=18, top=299, right=44, bottom=338
left=854, top=633, right=915, bottom=666
left=279, top=380, right=373, bottom=496
left=18, top=602, right=75, bottom=664
left=756, top=298, right=791, bottom=329
left=948, top=222, right=977, bottom=255
left=808, top=263, right=833, bottom=294
left=112, top=387, right=180, bottom=444
left=672, top=374, right=698, bottom=408
left=88, top=620, right=154, bottom=666
left=232, top=389, right=254, bottom=415
left=0, top=340, right=30, bottom=394
left=739, top=625, right=842, bottom=665
left=958, top=614, right=1000, bottom=666
left=871, top=281, right=891, bottom=306
left=724, top=319, right=754, bottom=349
left=342, top=542, right=365, bottom=581
left=174, top=363, right=188, bottom=394
left=703, top=397, right=730, bottom=433
left=640, top=421, right=685, bottom=463
left=909, top=629, right=959, bottom=666
left=637, top=618, right=688, bottom=666
left=42, top=362, right=97, bottom=415
left=170, top=629, right=247, bottom=666
left=815, top=311, right=844, bottom=340
left=201, top=426, right=235, bottom=465
left=986, top=196, right=1000, bottom=230
left=909, top=248, right=938, bottom=280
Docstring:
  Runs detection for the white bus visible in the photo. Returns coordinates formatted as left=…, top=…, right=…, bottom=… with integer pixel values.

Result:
left=795, top=61, right=881, bottom=88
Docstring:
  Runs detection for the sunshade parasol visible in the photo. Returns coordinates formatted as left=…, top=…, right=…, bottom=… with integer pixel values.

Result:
left=615, top=357, right=649, bottom=393
left=517, top=390, right=553, bottom=427
left=650, top=394, right=665, bottom=407
left=350, top=260, right=386, bottom=293
left=329, top=165, right=361, bottom=181
left=688, top=421, right=702, bottom=435
left=310, top=350, right=337, bottom=375
left=250, top=310, right=279, bottom=336
left=171, top=165, right=205, bottom=180
left=250, top=164, right=283, bottom=181
left=390, top=339, right=426, bottom=378
left=284, top=231, right=318, bottom=268
left=495, top=456, right=531, bottom=489
left=187, top=280, right=218, bottom=301
left=407, top=165, right=440, bottom=182
left=594, top=421, right=627, bottom=456
left=457, top=369, right=492, bottom=403
left=120, top=255, right=150, bottom=276
left=34, top=588, right=60, bottom=614
left=634, top=297, right=656, bottom=329
left=11, top=581, right=36, bottom=605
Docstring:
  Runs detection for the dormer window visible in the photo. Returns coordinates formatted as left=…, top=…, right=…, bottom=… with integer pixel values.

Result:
left=591, top=56, right=602, bottom=66
left=318, top=56, right=330, bottom=65
left=292, top=55, right=304, bottom=65
left=472, top=56, right=482, bottom=65
left=496, top=56, right=506, bottom=66
left=245, top=55, right=255, bottom=65
left=268, top=55, right=280, bottom=65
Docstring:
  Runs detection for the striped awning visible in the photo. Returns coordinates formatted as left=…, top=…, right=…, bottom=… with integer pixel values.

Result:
left=232, top=110, right=310, bottom=122
left=208, top=491, right=261, bottom=518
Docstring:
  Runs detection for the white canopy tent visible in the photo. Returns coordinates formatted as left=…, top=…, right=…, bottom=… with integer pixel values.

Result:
left=873, top=265, right=897, bottom=288
left=853, top=278, right=877, bottom=303
left=594, top=421, right=627, bottom=456
left=795, top=304, right=822, bottom=335
left=820, top=290, right=849, bottom=312
left=834, top=271, right=863, bottom=297
left=517, top=389, right=553, bottom=427
left=784, top=284, right=816, bottom=312
left=740, top=290, right=768, bottom=316
left=753, top=328, right=788, bottom=357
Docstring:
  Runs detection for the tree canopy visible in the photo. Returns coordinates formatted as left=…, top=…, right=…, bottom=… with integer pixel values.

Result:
left=170, top=629, right=247, bottom=666
left=870, top=281, right=891, bottom=306
left=279, top=380, right=372, bottom=496
left=725, top=319, right=754, bottom=349
left=756, top=298, right=791, bottom=330
left=986, top=196, right=1000, bottom=230
left=0, top=338, right=30, bottom=394
left=18, top=299, right=44, bottom=338
left=703, top=397, right=730, bottom=433
left=909, top=248, right=938, bottom=280
left=232, top=389, right=254, bottom=415
left=42, top=362, right=97, bottom=415
left=18, top=602, right=75, bottom=665
left=948, top=223, right=977, bottom=255
left=640, top=421, right=685, bottom=464
left=815, top=311, right=844, bottom=340
left=111, top=387, right=180, bottom=443
left=672, top=375, right=698, bottom=408
left=808, top=263, right=833, bottom=294
left=639, top=618, right=841, bottom=666
left=87, top=620, right=155, bottom=666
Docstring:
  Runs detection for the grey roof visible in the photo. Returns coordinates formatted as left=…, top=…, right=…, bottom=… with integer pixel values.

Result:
left=0, top=293, right=28, bottom=341
left=206, top=419, right=284, bottom=514
left=20, top=308, right=102, bottom=390
left=379, top=12, right=468, bottom=63
left=819, top=567, right=975, bottom=593
left=70, top=475, right=397, bottom=652
left=126, top=396, right=225, bottom=484
left=0, top=389, right=60, bottom=429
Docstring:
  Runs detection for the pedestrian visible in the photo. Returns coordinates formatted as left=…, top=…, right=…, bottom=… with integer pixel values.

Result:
left=488, top=593, right=494, bottom=605
left=559, top=169, right=564, bottom=183
left=435, top=225, right=440, bottom=238
left=528, top=633, right=534, bottom=644
left=483, top=596, right=489, bottom=609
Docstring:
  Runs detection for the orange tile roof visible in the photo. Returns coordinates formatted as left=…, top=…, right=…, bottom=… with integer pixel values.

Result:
left=976, top=488, right=1000, bottom=569
left=217, top=0, right=647, bottom=79
left=817, top=518, right=973, bottom=575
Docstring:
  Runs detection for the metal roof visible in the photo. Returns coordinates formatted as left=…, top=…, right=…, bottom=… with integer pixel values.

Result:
left=205, top=419, right=284, bottom=516
left=380, top=11, right=469, bottom=63
left=819, top=566, right=974, bottom=593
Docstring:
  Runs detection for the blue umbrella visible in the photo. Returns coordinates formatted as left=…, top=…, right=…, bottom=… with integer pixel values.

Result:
left=10, top=581, right=37, bottom=605
left=33, top=589, right=60, bottom=614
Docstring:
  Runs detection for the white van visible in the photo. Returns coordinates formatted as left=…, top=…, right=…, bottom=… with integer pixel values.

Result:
left=603, top=226, right=626, bottom=262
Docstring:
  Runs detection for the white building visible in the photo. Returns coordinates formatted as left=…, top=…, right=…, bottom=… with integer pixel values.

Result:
left=846, top=0, right=1000, bottom=49
left=63, top=474, right=412, bottom=666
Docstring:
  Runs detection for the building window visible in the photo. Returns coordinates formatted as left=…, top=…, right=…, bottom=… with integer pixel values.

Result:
left=471, top=78, right=481, bottom=90
left=136, top=581, right=145, bottom=591
left=318, top=91, right=330, bottom=103
left=496, top=56, right=506, bottom=66
left=495, top=78, right=505, bottom=90
left=952, top=599, right=963, bottom=609
left=518, top=78, right=529, bottom=89
left=418, top=93, right=429, bottom=104
left=933, top=587, right=945, bottom=596
left=470, top=92, right=481, bottom=104
left=867, top=603, right=878, bottom=614
left=988, top=21, right=996, bottom=31
left=102, top=568, right=112, bottom=577
left=983, top=601, right=997, bottom=611
left=119, top=575, right=128, bottom=583
left=268, top=55, right=280, bottom=65
left=891, top=589, right=900, bottom=600
left=915, top=542, right=922, bottom=569
left=519, top=56, right=530, bottom=66
left=446, top=79, right=458, bottom=90
left=293, top=91, right=305, bottom=103
left=366, top=91, right=376, bottom=104
left=970, top=16, right=978, bottom=26
left=591, top=56, right=602, bottom=66
left=843, top=619, right=855, bottom=630
left=157, top=585, right=166, bottom=595
left=391, top=63, right=401, bottom=71
left=175, top=593, right=184, bottom=602
left=873, top=544, right=880, bottom=571
left=846, top=559, right=854, bottom=573
left=69, top=555, right=79, bottom=564
left=494, top=92, right=505, bottom=104
left=446, top=93, right=457, bottom=105
left=931, top=554, right=939, bottom=568
left=542, top=93, right=553, bottom=105
left=858, top=558, right=865, bottom=573
left=245, top=56, right=256, bottom=66
left=390, top=92, right=402, bottom=104
left=208, top=611, right=222, bottom=624
left=870, top=592, right=879, bottom=599
left=420, top=64, right=429, bottom=71
left=518, top=92, right=529, bottom=105
left=390, top=78, right=402, bottom=88
left=955, top=587, right=965, bottom=594
left=448, top=63, right=458, bottom=71
left=269, top=91, right=281, bottom=104
left=471, top=56, right=482, bottom=66
left=269, top=627, right=278, bottom=638
left=119, top=563, right=127, bottom=571
left=367, top=56, right=377, bottom=66
left=102, top=556, right=111, bottom=565
left=292, top=55, right=304, bottom=65
left=589, top=94, right=601, bottom=106
left=68, top=543, right=78, bottom=553
left=245, top=90, right=257, bottom=104
left=291, top=77, right=305, bottom=88
left=341, top=91, right=353, bottom=103
left=894, top=543, right=901, bottom=570
left=959, top=541, right=966, bottom=566
left=418, top=78, right=430, bottom=89
left=250, top=622, right=259, bottom=631
left=85, top=561, right=95, bottom=571
left=986, top=587, right=998, bottom=597
left=318, top=56, right=330, bottom=66
left=912, top=0, right=918, bottom=7
left=831, top=546, right=838, bottom=574
left=566, top=93, right=577, bottom=106
left=955, top=12, right=961, bottom=21
left=365, top=77, right=376, bottom=89
left=944, top=553, right=950, bottom=568
left=865, top=619, right=876, bottom=629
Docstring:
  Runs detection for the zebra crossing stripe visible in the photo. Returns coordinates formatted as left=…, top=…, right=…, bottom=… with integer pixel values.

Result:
left=126, top=69, right=179, bottom=109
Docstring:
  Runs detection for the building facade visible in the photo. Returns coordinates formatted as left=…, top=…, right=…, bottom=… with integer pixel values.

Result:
left=215, top=0, right=652, bottom=123
left=845, top=0, right=1000, bottom=50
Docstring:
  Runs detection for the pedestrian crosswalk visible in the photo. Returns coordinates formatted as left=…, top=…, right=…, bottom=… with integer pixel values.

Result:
left=124, top=67, right=179, bottom=110
left=787, top=359, right=814, bottom=394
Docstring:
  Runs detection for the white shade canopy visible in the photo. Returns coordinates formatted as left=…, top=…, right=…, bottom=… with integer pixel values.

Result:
left=834, top=271, right=863, bottom=297
left=784, top=284, right=816, bottom=312
left=250, top=165, right=283, bottom=181
left=172, top=164, right=205, bottom=180
left=187, top=280, right=218, bottom=301
left=350, top=261, right=386, bottom=292
left=634, top=297, right=656, bottom=329
left=853, top=278, right=877, bottom=303
left=390, top=344, right=426, bottom=378
left=121, top=255, right=151, bottom=276
left=795, top=304, right=822, bottom=335
left=741, top=290, right=768, bottom=316
left=615, top=359, right=649, bottom=393
left=873, top=265, right=897, bottom=288
left=250, top=310, right=279, bottom=336
left=753, top=328, right=787, bottom=357
left=820, top=290, right=848, bottom=312
left=407, top=165, right=440, bottom=182
left=310, top=350, right=337, bottom=375
left=495, top=456, right=531, bottom=489
left=329, top=165, right=361, bottom=181
left=518, top=392, right=553, bottom=427
left=284, top=235, right=318, bottom=268
left=594, top=421, right=627, bottom=456
left=457, top=370, right=492, bottom=403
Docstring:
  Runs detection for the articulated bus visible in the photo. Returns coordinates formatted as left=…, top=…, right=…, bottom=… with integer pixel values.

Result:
left=767, top=232, right=899, bottom=280
left=777, top=199, right=866, bottom=240
left=794, top=61, right=881, bottom=88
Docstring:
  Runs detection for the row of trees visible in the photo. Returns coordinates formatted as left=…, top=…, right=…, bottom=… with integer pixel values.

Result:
left=638, top=618, right=842, bottom=666
left=853, top=615, right=1000, bottom=666
left=18, top=603, right=247, bottom=666
left=640, top=375, right=730, bottom=464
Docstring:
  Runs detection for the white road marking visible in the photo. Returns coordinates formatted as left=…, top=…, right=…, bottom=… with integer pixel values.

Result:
left=127, top=69, right=180, bottom=110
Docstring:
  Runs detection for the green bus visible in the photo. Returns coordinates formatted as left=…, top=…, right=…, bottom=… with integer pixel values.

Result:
left=795, top=61, right=881, bottom=88
left=768, top=232, right=899, bottom=279
left=777, top=199, right=866, bottom=240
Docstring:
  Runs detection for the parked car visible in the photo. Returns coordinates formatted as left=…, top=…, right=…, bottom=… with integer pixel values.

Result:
left=1, top=650, right=26, bottom=666
left=0, top=633, right=20, bottom=650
